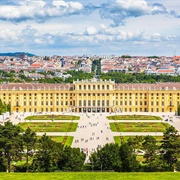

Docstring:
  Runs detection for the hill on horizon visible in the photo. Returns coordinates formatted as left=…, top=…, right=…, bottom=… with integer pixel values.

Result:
left=0, top=52, right=35, bottom=57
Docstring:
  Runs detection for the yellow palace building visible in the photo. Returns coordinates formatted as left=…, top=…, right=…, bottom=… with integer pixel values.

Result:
left=0, top=78, right=180, bottom=113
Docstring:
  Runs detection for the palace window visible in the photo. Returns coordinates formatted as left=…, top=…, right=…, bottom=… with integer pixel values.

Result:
left=93, top=100, right=95, bottom=106
left=107, top=100, right=109, bottom=106
left=98, top=100, right=100, bottom=106
left=102, top=100, right=105, bottom=106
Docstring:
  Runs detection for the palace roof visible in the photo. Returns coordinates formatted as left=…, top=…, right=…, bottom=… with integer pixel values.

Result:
left=0, top=82, right=180, bottom=91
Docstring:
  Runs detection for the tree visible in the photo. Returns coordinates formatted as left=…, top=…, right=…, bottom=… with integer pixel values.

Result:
left=161, top=126, right=180, bottom=171
left=22, top=128, right=37, bottom=172
left=32, top=134, right=58, bottom=172
left=119, top=143, right=140, bottom=172
left=58, top=146, right=86, bottom=171
left=89, top=143, right=119, bottom=171
left=142, top=136, right=160, bottom=171
left=127, top=136, right=143, bottom=154
left=0, top=121, right=23, bottom=172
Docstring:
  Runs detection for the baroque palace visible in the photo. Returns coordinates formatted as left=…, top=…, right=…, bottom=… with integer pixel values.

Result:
left=0, top=78, right=180, bottom=113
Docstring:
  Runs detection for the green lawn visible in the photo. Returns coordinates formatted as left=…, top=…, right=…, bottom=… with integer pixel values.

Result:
left=107, top=115, right=162, bottom=120
left=0, top=172, right=179, bottom=180
left=25, top=115, right=80, bottom=120
left=50, top=136, right=73, bottom=146
left=114, top=136, right=163, bottom=146
left=18, top=122, right=78, bottom=132
left=110, top=122, right=170, bottom=132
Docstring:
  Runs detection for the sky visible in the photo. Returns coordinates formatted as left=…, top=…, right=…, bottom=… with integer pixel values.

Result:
left=0, top=0, right=179, bottom=56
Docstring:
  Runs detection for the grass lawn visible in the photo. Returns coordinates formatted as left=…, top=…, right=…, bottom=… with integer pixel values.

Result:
left=50, top=136, right=73, bottom=146
left=0, top=172, right=179, bottom=180
left=25, top=115, right=80, bottom=120
left=110, top=122, right=170, bottom=132
left=107, top=115, right=162, bottom=120
left=114, top=136, right=163, bottom=146
left=18, top=122, right=78, bottom=132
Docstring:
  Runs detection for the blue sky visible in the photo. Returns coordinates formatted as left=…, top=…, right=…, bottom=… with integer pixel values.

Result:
left=0, top=0, right=179, bottom=56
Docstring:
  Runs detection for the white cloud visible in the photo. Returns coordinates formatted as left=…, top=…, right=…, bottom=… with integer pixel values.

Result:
left=34, top=39, right=44, bottom=44
left=0, top=29, right=18, bottom=41
left=85, top=26, right=98, bottom=35
left=99, top=0, right=167, bottom=25
left=0, top=0, right=84, bottom=22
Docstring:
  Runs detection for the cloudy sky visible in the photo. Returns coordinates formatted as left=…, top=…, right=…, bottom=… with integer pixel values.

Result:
left=0, top=0, right=179, bottom=56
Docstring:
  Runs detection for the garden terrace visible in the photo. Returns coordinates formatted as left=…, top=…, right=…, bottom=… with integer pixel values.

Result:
left=50, top=136, right=73, bottom=146
left=18, top=122, right=78, bottom=132
left=114, top=136, right=163, bottom=146
left=107, top=115, right=162, bottom=120
left=110, top=122, right=170, bottom=132
left=25, top=115, right=80, bottom=120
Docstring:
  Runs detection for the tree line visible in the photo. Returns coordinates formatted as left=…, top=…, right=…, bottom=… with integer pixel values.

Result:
left=0, top=122, right=85, bottom=172
left=1, top=69, right=180, bottom=83
left=100, top=72, right=180, bottom=83
left=89, top=126, right=180, bottom=172
left=0, top=122, right=180, bottom=172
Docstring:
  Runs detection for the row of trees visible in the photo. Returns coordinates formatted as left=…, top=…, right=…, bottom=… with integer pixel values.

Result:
left=89, top=126, right=180, bottom=172
left=1, top=121, right=180, bottom=172
left=0, top=122, right=85, bottom=172
left=1, top=69, right=180, bottom=83
left=100, top=72, right=180, bottom=83
left=0, top=99, right=11, bottom=115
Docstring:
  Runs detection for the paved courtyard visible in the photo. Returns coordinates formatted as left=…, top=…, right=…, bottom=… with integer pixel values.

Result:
left=5, top=111, right=180, bottom=161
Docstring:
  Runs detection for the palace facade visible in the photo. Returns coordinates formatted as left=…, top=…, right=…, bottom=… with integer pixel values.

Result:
left=0, top=78, right=180, bottom=113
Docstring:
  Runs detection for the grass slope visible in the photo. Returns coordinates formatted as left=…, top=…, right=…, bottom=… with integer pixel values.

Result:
left=0, top=172, right=179, bottom=180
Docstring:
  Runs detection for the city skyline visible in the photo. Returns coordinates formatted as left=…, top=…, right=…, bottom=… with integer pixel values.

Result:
left=0, top=0, right=179, bottom=56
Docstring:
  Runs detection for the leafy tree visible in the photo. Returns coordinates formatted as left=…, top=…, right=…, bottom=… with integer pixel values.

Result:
left=119, top=143, right=140, bottom=172
left=161, top=126, right=180, bottom=171
left=32, top=134, right=58, bottom=172
left=127, top=136, right=143, bottom=154
left=22, top=128, right=37, bottom=172
left=89, top=143, right=119, bottom=171
left=142, top=136, right=159, bottom=171
left=58, top=146, right=86, bottom=171
left=0, top=121, right=23, bottom=172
